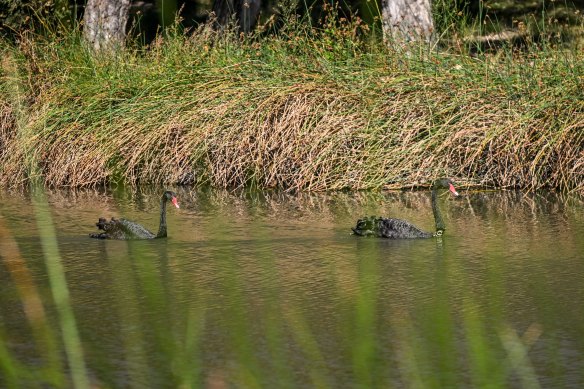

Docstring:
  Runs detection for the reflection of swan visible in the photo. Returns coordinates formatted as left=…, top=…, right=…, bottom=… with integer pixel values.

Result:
left=352, top=178, right=459, bottom=238
left=90, top=191, right=179, bottom=240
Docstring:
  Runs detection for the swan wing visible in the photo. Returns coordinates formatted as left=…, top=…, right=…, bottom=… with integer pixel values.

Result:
left=378, top=218, right=433, bottom=239
left=116, top=219, right=156, bottom=240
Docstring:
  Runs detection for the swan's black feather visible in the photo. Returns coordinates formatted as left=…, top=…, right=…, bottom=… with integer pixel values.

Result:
left=352, top=216, right=433, bottom=238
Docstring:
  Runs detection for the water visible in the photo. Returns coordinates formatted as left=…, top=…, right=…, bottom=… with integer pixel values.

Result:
left=0, top=187, right=583, bottom=388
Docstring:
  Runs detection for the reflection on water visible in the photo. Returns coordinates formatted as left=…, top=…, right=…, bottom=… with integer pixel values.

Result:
left=1, top=187, right=583, bottom=388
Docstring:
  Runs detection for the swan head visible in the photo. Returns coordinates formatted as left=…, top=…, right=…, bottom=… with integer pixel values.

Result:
left=163, top=191, right=180, bottom=208
left=433, top=178, right=459, bottom=197
left=352, top=216, right=379, bottom=236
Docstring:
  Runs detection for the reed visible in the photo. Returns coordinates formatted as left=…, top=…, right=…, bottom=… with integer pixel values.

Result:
left=0, top=10, right=582, bottom=194
left=32, top=188, right=90, bottom=389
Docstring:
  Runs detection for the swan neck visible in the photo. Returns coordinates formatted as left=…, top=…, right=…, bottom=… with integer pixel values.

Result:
left=431, top=188, right=446, bottom=233
left=156, top=196, right=168, bottom=238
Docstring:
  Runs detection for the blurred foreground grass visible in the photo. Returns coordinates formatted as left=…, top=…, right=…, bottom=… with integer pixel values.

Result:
left=0, top=187, right=573, bottom=388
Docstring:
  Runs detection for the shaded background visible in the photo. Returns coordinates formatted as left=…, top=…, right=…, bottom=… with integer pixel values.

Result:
left=2, top=0, right=584, bottom=42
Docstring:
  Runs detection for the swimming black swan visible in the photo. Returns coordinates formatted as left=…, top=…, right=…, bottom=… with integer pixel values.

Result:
left=352, top=178, right=459, bottom=238
left=90, top=191, right=180, bottom=240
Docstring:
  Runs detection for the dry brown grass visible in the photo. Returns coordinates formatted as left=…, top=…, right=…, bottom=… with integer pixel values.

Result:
left=0, top=29, right=582, bottom=194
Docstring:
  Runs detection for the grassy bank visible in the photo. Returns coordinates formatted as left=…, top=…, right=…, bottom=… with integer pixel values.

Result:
left=1, top=16, right=583, bottom=194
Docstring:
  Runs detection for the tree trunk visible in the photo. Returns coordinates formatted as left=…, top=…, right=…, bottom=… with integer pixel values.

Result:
left=382, top=0, right=435, bottom=44
left=212, top=0, right=261, bottom=33
left=83, top=0, right=131, bottom=51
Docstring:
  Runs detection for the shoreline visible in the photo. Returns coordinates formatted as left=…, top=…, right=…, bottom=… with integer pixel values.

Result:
left=1, top=31, right=582, bottom=195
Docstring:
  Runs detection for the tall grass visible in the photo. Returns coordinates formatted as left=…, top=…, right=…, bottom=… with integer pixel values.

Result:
left=0, top=9, right=583, bottom=194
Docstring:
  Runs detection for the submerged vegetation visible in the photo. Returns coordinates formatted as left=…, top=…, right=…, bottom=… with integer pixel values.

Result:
left=0, top=4, right=583, bottom=194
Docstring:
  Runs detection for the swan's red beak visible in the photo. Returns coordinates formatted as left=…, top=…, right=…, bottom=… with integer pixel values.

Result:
left=449, top=183, right=460, bottom=197
left=171, top=197, right=180, bottom=209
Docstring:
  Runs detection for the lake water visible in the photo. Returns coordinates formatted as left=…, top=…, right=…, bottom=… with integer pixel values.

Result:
left=0, top=187, right=583, bottom=388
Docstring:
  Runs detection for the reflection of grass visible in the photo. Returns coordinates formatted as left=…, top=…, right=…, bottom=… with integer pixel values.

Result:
left=105, top=241, right=151, bottom=388
left=0, top=188, right=577, bottom=387
left=349, top=245, right=379, bottom=388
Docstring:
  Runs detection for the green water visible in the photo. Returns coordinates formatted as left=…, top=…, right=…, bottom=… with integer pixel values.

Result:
left=0, top=187, right=583, bottom=388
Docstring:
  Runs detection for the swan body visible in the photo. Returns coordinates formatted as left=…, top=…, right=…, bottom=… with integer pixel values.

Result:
left=352, top=216, right=434, bottom=238
left=90, top=191, right=179, bottom=240
left=352, top=178, right=459, bottom=239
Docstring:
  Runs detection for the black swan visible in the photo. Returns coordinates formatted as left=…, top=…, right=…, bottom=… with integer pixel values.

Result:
left=352, top=178, right=459, bottom=238
left=89, top=191, right=180, bottom=240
